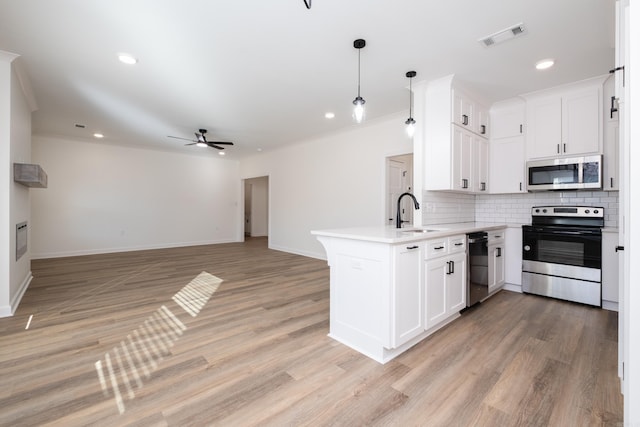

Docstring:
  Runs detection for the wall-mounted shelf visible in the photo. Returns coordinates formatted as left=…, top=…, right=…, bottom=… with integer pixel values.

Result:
left=14, top=163, right=48, bottom=188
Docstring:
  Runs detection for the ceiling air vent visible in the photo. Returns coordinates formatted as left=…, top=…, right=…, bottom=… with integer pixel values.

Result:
left=479, top=23, right=526, bottom=47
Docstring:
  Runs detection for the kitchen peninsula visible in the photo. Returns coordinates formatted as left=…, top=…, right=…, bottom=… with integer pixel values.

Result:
left=312, top=222, right=507, bottom=363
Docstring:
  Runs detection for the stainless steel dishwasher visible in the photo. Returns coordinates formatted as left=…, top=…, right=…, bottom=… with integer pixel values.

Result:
left=467, top=231, right=488, bottom=306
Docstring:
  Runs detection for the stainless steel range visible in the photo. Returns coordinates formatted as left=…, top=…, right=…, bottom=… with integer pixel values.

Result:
left=522, top=206, right=604, bottom=306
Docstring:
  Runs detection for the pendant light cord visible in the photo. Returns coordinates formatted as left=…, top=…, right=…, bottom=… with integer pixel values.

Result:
left=408, top=77, right=413, bottom=118
left=357, top=48, right=361, bottom=97
left=303, top=0, right=311, bottom=9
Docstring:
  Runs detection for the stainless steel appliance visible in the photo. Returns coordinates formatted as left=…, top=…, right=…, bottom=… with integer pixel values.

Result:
left=467, top=231, right=488, bottom=306
left=526, top=155, right=602, bottom=191
left=522, top=206, right=604, bottom=306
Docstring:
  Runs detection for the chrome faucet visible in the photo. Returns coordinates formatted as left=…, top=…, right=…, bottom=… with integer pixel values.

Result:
left=396, top=192, right=420, bottom=228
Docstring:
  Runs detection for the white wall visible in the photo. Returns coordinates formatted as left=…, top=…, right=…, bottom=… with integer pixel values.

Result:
left=240, top=112, right=413, bottom=259
left=31, top=136, right=241, bottom=258
left=0, top=53, right=34, bottom=317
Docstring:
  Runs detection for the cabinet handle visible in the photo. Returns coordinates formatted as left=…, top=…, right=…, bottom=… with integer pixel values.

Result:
left=450, top=260, right=455, bottom=274
left=609, top=65, right=625, bottom=87
left=462, top=178, right=469, bottom=189
left=557, top=144, right=560, bottom=154
left=406, top=245, right=419, bottom=250
left=610, top=96, right=618, bottom=119
left=616, top=246, right=625, bottom=252
left=434, top=246, right=445, bottom=250
left=480, top=182, right=486, bottom=191
left=455, top=242, right=464, bottom=246
left=497, top=247, right=502, bottom=257
left=480, top=124, right=486, bottom=135
left=519, top=124, right=523, bottom=134
left=462, top=114, right=469, bottom=126
left=563, top=143, right=566, bottom=153
left=611, top=177, right=614, bottom=188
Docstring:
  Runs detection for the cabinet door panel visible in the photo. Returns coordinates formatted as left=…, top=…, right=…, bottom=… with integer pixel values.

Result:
left=489, top=136, right=526, bottom=193
left=447, top=253, right=467, bottom=312
left=452, top=126, right=473, bottom=191
left=563, top=88, right=601, bottom=155
left=392, top=245, right=424, bottom=347
left=425, top=258, right=448, bottom=329
left=475, top=136, right=489, bottom=192
left=527, top=96, right=562, bottom=158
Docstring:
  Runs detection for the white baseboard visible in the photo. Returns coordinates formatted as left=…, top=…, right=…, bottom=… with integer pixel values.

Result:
left=602, top=300, right=619, bottom=312
left=0, top=271, right=32, bottom=318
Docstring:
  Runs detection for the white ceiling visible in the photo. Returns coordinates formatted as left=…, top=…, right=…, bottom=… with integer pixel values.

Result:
left=0, top=0, right=615, bottom=159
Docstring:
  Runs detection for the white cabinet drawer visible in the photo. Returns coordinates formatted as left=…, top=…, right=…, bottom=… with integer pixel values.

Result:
left=448, top=235, right=467, bottom=254
left=425, top=234, right=466, bottom=259
left=488, top=229, right=506, bottom=244
left=425, top=239, right=448, bottom=259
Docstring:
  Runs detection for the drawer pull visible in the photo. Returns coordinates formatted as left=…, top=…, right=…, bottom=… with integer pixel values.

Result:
left=434, top=246, right=445, bottom=250
left=454, top=243, right=464, bottom=246
left=406, top=245, right=419, bottom=250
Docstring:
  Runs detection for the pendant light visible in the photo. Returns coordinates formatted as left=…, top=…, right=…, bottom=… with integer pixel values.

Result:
left=405, top=71, right=417, bottom=137
left=352, top=39, right=366, bottom=123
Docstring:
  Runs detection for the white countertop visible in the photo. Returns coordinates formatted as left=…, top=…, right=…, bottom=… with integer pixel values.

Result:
left=311, top=222, right=509, bottom=244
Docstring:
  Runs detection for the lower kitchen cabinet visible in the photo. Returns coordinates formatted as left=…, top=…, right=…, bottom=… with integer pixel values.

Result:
left=488, top=229, right=506, bottom=294
left=425, top=236, right=467, bottom=329
left=391, top=243, right=425, bottom=347
left=602, top=229, right=619, bottom=310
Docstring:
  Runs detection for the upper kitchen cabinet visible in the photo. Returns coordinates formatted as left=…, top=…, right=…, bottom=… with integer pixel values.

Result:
left=417, top=74, right=490, bottom=193
left=524, top=76, right=606, bottom=160
left=489, top=98, right=526, bottom=194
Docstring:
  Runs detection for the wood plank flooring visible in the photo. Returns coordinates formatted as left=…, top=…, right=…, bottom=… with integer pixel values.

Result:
left=0, top=237, right=623, bottom=426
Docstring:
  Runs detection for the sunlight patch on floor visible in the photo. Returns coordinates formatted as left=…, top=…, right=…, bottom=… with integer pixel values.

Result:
left=94, top=272, right=222, bottom=414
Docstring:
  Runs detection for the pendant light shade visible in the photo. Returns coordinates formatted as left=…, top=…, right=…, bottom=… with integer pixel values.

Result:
left=352, top=39, right=366, bottom=123
left=405, top=70, right=417, bottom=137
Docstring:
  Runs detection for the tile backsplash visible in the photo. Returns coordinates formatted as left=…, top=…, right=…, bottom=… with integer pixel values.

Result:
left=422, top=190, right=619, bottom=228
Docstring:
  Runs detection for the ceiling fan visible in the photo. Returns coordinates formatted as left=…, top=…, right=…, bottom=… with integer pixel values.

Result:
left=168, top=129, right=234, bottom=150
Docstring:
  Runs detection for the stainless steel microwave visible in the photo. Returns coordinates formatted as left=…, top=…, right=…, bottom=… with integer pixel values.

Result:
left=526, top=155, right=602, bottom=191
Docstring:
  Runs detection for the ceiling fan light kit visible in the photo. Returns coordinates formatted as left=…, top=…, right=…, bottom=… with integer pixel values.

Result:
left=352, top=38, right=366, bottom=123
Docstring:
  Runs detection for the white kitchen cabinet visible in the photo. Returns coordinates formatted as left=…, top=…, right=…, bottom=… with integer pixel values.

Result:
left=525, top=77, right=605, bottom=160
left=601, top=229, right=619, bottom=311
left=488, top=229, right=506, bottom=295
left=425, top=235, right=467, bottom=329
left=489, top=98, right=526, bottom=194
left=475, top=134, right=489, bottom=193
left=420, top=74, right=490, bottom=193
left=504, top=225, right=523, bottom=291
left=603, top=76, right=620, bottom=191
left=391, top=243, right=425, bottom=346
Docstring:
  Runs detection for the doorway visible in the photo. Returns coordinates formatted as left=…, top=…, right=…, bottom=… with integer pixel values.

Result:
left=386, top=154, right=414, bottom=226
left=244, top=176, right=269, bottom=237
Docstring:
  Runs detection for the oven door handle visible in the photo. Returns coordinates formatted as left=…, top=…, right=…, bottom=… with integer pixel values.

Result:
left=527, top=227, right=601, bottom=236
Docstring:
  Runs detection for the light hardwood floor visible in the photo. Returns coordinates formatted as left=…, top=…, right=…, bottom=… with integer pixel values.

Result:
left=0, top=237, right=623, bottom=426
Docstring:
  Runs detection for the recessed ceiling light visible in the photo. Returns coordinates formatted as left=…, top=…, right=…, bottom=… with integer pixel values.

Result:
left=93, top=133, right=104, bottom=139
left=535, top=58, right=555, bottom=70
left=218, top=151, right=226, bottom=156
left=256, top=148, right=263, bottom=152
left=325, top=112, right=335, bottom=119
left=118, top=53, right=138, bottom=65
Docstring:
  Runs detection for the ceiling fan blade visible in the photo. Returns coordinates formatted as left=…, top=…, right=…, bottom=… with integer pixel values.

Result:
left=208, top=143, right=225, bottom=150
left=168, top=135, right=196, bottom=142
left=208, top=141, right=234, bottom=145
left=185, top=142, right=197, bottom=146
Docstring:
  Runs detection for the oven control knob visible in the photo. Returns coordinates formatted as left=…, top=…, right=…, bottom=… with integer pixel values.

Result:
left=524, top=245, right=531, bottom=251
left=535, top=209, right=540, bottom=213
left=585, top=209, right=590, bottom=214
left=542, top=209, right=547, bottom=213
left=594, top=209, right=599, bottom=214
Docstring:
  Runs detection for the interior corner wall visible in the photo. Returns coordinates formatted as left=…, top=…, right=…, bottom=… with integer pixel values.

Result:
left=0, top=55, right=33, bottom=317
left=30, top=136, right=242, bottom=258
left=239, top=112, right=413, bottom=259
